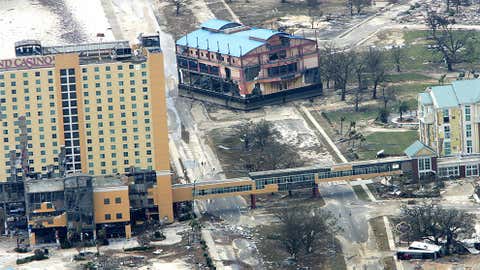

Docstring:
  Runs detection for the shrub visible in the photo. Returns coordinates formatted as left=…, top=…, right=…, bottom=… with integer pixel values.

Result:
left=14, top=247, right=29, bottom=253
left=84, top=261, right=97, bottom=270
left=60, top=240, right=72, bottom=249
left=73, top=255, right=86, bottom=261
left=34, top=249, right=45, bottom=259
left=124, top=246, right=153, bottom=252
left=16, top=251, right=48, bottom=265
left=154, top=231, right=166, bottom=240
left=377, top=108, right=389, bottom=124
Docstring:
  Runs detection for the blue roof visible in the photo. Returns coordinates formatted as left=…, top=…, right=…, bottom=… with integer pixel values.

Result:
left=177, top=19, right=292, bottom=57
left=422, top=79, right=480, bottom=109
left=404, top=140, right=436, bottom=158
left=451, top=79, right=480, bottom=104
left=200, top=19, right=241, bottom=31
left=419, top=92, right=433, bottom=106
left=430, top=85, right=458, bottom=108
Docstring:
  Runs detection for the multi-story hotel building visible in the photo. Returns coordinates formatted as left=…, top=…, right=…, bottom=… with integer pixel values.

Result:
left=0, top=36, right=167, bottom=178
left=0, top=36, right=175, bottom=221
left=418, top=79, right=480, bottom=157
left=176, top=19, right=322, bottom=110
left=418, top=79, right=480, bottom=179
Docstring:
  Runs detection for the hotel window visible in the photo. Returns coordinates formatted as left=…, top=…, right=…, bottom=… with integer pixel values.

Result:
left=105, top=214, right=111, bottom=220
left=444, top=126, right=450, bottom=139
left=443, top=109, right=449, bottom=123
left=94, top=67, right=99, bottom=72
left=465, top=105, right=471, bottom=121
left=444, top=142, right=451, bottom=155
left=116, top=213, right=122, bottom=219
left=466, top=165, right=479, bottom=177
left=104, top=198, right=110, bottom=204
left=115, top=197, right=121, bottom=204
left=467, top=140, right=473, bottom=154
left=466, top=124, right=472, bottom=138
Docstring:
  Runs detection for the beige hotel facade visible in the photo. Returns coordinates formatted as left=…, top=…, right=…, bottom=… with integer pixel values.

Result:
left=0, top=38, right=174, bottom=220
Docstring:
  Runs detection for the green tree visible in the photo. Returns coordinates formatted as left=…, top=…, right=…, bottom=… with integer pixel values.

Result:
left=398, top=101, right=409, bottom=121
left=378, top=108, right=390, bottom=123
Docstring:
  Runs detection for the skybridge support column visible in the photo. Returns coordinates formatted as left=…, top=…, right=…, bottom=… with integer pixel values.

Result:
left=312, top=183, right=319, bottom=197
left=250, top=194, right=256, bottom=209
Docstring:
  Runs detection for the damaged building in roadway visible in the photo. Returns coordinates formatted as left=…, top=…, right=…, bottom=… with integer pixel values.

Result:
left=176, top=19, right=322, bottom=110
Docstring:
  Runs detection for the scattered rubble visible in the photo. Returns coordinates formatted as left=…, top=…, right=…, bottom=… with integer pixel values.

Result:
left=397, top=0, right=480, bottom=25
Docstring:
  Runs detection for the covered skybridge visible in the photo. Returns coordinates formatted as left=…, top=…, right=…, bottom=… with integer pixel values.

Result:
left=171, top=156, right=411, bottom=207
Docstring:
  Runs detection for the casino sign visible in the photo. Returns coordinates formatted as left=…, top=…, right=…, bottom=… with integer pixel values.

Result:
left=0, top=55, right=55, bottom=72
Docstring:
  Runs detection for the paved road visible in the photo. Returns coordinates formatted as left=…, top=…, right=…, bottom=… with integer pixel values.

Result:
left=309, top=0, right=419, bottom=49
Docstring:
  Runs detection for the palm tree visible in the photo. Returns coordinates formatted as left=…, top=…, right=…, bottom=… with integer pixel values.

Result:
left=340, top=116, right=346, bottom=135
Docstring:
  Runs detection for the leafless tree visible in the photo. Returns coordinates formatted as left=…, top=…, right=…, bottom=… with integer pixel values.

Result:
left=381, top=84, right=396, bottom=110
left=237, top=120, right=304, bottom=171
left=273, top=205, right=338, bottom=260
left=347, top=0, right=372, bottom=15
left=332, top=49, right=356, bottom=101
left=319, top=43, right=337, bottom=89
left=427, top=12, right=474, bottom=71
left=366, top=47, right=385, bottom=99
left=391, top=45, right=403, bottom=72
left=400, top=200, right=475, bottom=254
left=173, top=0, right=183, bottom=16
left=308, top=9, right=323, bottom=29
left=354, top=54, right=367, bottom=111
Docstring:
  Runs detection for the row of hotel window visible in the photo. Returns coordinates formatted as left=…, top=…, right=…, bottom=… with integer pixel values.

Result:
left=442, top=105, right=471, bottom=123
left=443, top=141, right=473, bottom=155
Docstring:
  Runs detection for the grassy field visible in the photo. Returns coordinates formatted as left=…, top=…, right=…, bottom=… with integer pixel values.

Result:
left=323, top=106, right=379, bottom=125
left=384, top=30, right=480, bottom=72
left=352, top=185, right=370, bottom=201
left=369, top=216, right=390, bottom=252
left=382, top=256, right=397, bottom=270
left=207, top=127, right=249, bottom=178
left=357, top=131, right=418, bottom=160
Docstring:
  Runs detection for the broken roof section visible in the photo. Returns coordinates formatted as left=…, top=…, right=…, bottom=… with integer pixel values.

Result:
left=200, top=19, right=241, bottom=31
left=176, top=19, right=303, bottom=57
left=404, top=140, right=437, bottom=158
